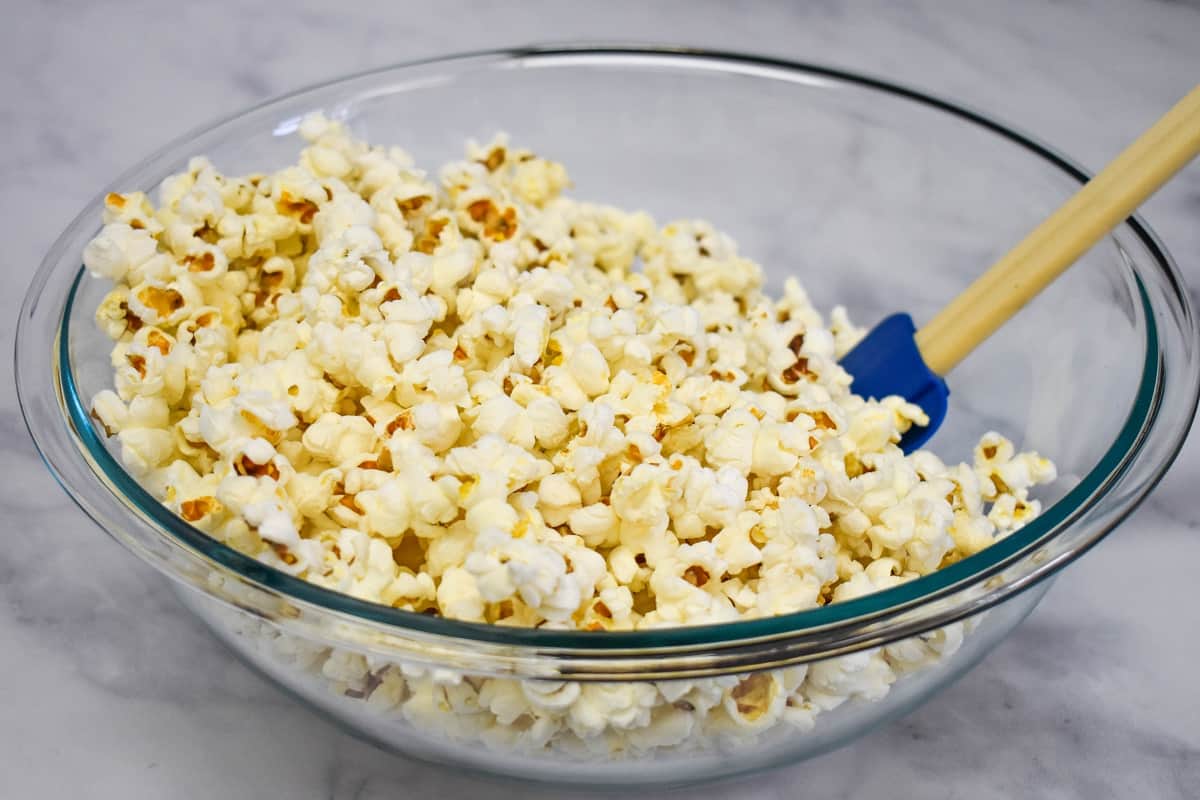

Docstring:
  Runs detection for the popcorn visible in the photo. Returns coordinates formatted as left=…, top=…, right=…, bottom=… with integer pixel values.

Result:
left=511, top=303, right=550, bottom=368
left=437, top=566, right=485, bottom=622
left=86, top=116, right=1057, bottom=757
left=90, top=389, right=128, bottom=435
left=116, top=426, right=176, bottom=475
left=302, top=413, right=378, bottom=465
left=804, top=649, right=896, bottom=710
left=83, top=223, right=160, bottom=282
left=722, top=672, right=789, bottom=730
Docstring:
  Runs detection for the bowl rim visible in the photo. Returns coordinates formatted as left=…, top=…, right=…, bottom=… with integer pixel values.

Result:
left=17, top=44, right=1200, bottom=669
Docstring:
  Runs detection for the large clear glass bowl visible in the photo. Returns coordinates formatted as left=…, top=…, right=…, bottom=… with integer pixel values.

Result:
left=15, top=47, right=1199, bottom=786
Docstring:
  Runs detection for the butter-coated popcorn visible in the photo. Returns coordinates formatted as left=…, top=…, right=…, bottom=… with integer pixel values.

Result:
left=87, top=115, right=1057, bottom=756
left=84, top=223, right=160, bottom=283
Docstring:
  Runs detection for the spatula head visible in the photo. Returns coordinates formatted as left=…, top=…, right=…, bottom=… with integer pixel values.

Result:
left=839, top=313, right=949, bottom=453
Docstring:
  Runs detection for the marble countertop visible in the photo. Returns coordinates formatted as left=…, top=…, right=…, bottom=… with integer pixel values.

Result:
left=2, top=1, right=1198, bottom=797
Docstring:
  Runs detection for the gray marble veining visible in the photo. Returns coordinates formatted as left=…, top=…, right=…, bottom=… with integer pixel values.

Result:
left=2, top=1, right=1198, bottom=798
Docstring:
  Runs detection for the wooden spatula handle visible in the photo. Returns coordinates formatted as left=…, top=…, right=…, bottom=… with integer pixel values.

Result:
left=915, top=84, right=1200, bottom=377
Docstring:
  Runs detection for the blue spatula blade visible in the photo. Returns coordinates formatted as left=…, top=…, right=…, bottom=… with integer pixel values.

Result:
left=839, top=313, right=949, bottom=453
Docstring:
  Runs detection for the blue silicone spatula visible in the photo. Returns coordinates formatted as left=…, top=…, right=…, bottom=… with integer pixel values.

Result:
left=840, top=84, right=1200, bottom=453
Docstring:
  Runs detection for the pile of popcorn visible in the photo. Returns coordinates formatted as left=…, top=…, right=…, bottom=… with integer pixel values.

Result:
left=85, top=115, right=1055, bottom=752
left=216, top=606, right=977, bottom=756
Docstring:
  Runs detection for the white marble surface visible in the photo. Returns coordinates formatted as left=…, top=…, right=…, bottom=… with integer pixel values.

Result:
left=3, top=1, right=1199, bottom=797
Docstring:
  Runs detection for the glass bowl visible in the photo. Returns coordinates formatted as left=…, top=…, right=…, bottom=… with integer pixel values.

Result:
left=16, top=46, right=1199, bottom=786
